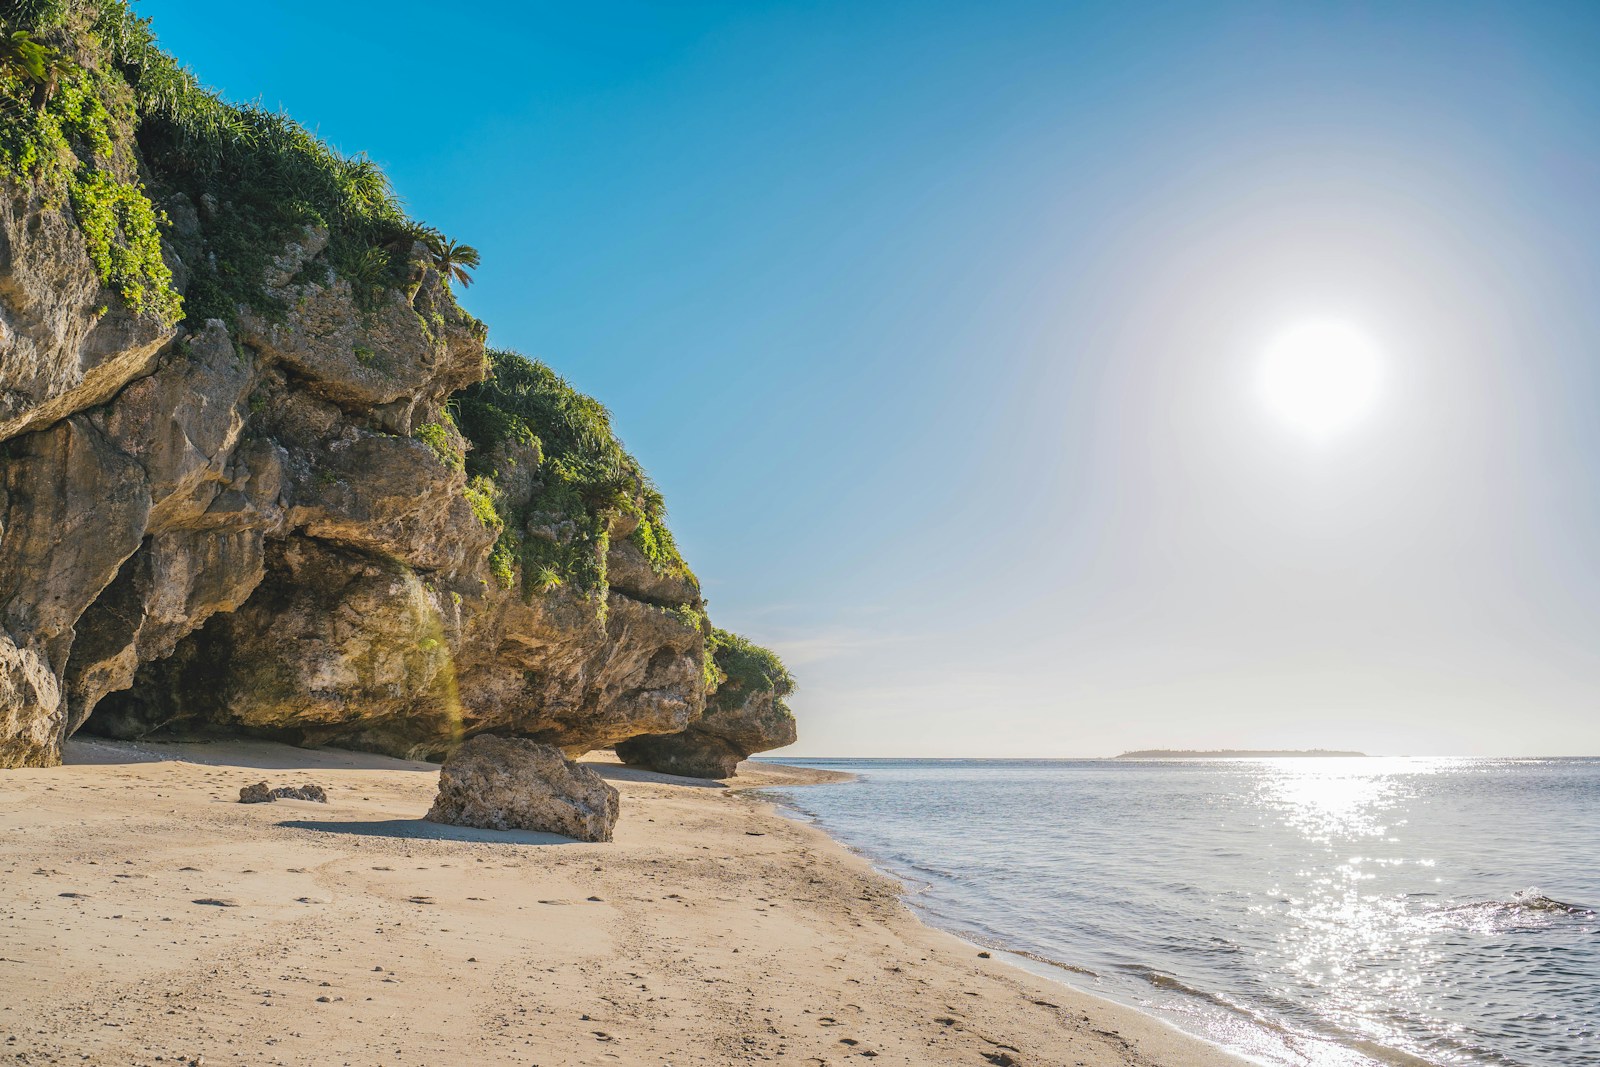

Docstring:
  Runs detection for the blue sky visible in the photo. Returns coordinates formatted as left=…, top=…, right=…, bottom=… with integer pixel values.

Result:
left=139, top=0, right=1600, bottom=755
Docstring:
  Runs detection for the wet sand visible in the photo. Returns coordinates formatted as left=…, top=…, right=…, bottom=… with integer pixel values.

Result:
left=0, top=738, right=1248, bottom=1066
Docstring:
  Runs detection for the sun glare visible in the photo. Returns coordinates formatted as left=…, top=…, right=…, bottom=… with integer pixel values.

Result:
left=1258, top=320, right=1383, bottom=437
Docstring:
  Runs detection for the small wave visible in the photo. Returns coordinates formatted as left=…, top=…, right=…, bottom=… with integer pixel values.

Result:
left=1163, top=934, right=1245, bottom=956
left=902, top=860, right=960, bottom=881
left=1509, top=888, right=1595, bottom=914
left=1444, top=888, right=1595, bottom=916
left=999, top=946, right=1100, bottom=978
left=1122, top=965, right=1246, bottom=1011
left=1428, top=888, right=1595, bottom=932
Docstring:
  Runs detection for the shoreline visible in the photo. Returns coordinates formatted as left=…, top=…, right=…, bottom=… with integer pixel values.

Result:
left=751, top=775, right=1291, bottom=1067
left=1, top=738, right=1250, bottom=1066
left=758, top=762, right=1414, bottom=1067
left=753, top=794, right=1278, bottom=1067
left=756, top=763, right=1449, bottom=1067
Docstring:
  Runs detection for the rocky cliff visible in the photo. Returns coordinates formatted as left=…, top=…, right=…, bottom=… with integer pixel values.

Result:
left=617, top=629, right=797, bottom=778
left=0, top=0, right=794, bottom=774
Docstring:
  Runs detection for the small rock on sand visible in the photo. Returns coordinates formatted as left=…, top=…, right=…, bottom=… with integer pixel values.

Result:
left=238, top=782, right=328, bottom=803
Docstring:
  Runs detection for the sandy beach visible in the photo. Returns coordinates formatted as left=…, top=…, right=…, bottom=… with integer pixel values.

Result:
left=0, top=739, right=1247, bottom=1066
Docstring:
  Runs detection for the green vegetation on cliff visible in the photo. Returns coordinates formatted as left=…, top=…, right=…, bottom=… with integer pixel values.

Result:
left=0, top=3, right=180, bottom=324
left=89, top=0, right=421, bottom=325
left=1, top=0, right=474, bottom=331
left=707, top=628, right=795, bottom=710
left=453, top=348, right=693, bottom=603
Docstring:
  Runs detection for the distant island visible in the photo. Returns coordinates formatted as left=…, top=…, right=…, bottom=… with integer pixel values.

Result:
left=1115, top=749, right=1369, bottom=759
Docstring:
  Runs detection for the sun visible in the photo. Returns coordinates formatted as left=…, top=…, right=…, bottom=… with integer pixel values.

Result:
left=1257, top=320, right=1383, bottom=436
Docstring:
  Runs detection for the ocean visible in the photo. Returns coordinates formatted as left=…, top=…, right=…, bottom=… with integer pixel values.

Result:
left=759, top=757, right=1600, bottom=1067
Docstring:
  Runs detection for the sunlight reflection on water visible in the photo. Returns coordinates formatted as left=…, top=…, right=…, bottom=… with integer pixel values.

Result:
left=1254, top=756, right=1448, bottom=841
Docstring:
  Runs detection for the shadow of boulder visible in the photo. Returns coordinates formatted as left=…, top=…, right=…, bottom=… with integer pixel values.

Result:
left=278, top=817, right=580, bottom=845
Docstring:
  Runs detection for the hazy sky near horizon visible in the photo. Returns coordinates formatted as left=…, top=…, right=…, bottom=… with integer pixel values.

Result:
left=142, top=0, right=1600, bottom=756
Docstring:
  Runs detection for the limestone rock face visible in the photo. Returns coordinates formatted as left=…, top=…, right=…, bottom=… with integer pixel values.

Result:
left=0, top=320, right=287, bottom=760
left=617, top=685, right=797, bottom=779
left=237, top=230, right=484, bottom=422
left=63, top=525, right=268, bottom=738
left=451, top=581, right=709, bottom=757
left=89, top=535, right=711, bottom=762
left=0, top=38, right=795, bottom=771
left=0, top=164, right=727, bottom=766
left=0, top=144, right=499, bottom=763
left=0, top=191, right=762, bottom=775
left=89, top=538, right=462, bottom=755
left=0, top=637, right=61, bottom=769
left=284, top=430, right=493, bottom=575
left=0, top=415, right=152, bottom=677
left=0, top=161, right=176, bottom=445
left=95, top=321, right=254, bottom=526
left=605, top=535, right=700, bottom=606
left=425, top=734, right=619, bottom=842
left=59, top=323, right=271, bottom=736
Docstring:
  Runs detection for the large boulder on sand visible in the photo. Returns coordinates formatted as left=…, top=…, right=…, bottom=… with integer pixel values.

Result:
left=425, top=734, right=619, bottom=842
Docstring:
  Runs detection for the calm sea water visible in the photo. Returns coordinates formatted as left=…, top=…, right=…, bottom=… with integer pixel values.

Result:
left=760, top=757, right=1600, bottom=1067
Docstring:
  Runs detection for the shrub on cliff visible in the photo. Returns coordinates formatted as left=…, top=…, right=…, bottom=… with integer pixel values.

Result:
left=0, top=5, right=181, bottom=325
left=708, top=629, right=795, bottom=705
left=453, top=348, right=694, bottom=604
left=0, top=2, right=70, bottom=30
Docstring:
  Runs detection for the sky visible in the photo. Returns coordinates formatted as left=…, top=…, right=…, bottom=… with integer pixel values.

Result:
left=136, top=0, right=1600, bottom=756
